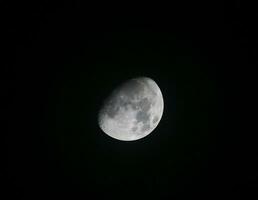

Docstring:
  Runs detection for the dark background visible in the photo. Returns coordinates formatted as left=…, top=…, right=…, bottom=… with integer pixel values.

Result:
left=4, top=1, right=257, bottom=199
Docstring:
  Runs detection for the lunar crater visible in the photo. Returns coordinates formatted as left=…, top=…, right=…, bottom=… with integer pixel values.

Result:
left=152, top=115, right=159, bottom=124
left=131, top=126, right=138, bottom=132
left=135, top=110, right=150, bottom=125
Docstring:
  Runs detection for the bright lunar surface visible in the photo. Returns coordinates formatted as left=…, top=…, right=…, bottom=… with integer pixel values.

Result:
left=98, top=77, right=164, bottom=141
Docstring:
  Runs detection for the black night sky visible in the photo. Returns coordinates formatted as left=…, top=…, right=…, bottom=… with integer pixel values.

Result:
left=4, top=1, right=257, bottom=199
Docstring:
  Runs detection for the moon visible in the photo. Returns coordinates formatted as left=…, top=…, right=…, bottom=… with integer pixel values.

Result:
left=98, top=77, right=164, bottom=141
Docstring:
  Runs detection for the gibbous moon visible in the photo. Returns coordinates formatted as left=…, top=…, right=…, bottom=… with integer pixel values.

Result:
left=98, top=77, right=164, bottom=141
